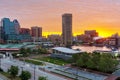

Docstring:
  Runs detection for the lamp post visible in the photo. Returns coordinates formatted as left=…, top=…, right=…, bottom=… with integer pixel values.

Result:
left=21, top=66, right=23, bottom=72
left=23, top=57, right=25, bottom=65
left=0, top=57, right=1, bottom=69
left=34, top=65, right=36, bottom=80
left=75, top=68, right=78, bottom=80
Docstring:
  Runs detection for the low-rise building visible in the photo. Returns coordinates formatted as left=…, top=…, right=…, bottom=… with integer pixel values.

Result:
left=93, top=50, right=120, bottom=57
left=77, top=30, right=98, bottom=44
left=48, top=34, right=62, bottom=45
left=51, top=47, right=83, bottom=60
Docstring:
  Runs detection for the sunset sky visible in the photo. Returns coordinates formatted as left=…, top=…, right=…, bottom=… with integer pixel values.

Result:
left=0, top=0, right=120, bottom=37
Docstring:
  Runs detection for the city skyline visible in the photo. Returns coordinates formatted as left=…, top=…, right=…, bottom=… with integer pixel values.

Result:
left=0, top=0, right=120, bottom=37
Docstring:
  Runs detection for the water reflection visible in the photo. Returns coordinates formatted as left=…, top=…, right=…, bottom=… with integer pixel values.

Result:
left=72, top=46, right=112, bottom=53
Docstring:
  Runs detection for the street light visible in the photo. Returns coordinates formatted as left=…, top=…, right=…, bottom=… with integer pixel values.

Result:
left=23, top=57, right=25, bottom=65
left=0, top=57, right=1, bottom=69
left=34, top=65, right=36, bottom=80
left=75, top=68, right=78, bottom=80
left=21, top=66, right=23, bottom=72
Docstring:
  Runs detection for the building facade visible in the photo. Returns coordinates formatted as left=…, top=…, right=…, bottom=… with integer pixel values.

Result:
left=48, top=34, right=62, bottom=45
left=62, top=13, right=72, bottom=46
left=1, top=18, right=19, bottom=42
left=85, top=30, right=98, bottom=38
left=31, top=26, right=42, bottom=41
left=0, top=18, right=32, bottom=43
left=51, top=47, right=82, bottom=60
left=19, top=28, right=31, bottom=42
left=77, top=30, right=98, bottom=44
left=0, top=22, right=4, bottom=43
left=13, top=19, right=20, bottom=34
left=20, top=28, right=30, bottom=35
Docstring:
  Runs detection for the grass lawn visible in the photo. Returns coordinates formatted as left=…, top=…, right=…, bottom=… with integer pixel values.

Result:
left=0, top=72, right=20, bottom=80
left=34, top=57, right=70, bottom=66
left=25, top=59, right=44, bottom=65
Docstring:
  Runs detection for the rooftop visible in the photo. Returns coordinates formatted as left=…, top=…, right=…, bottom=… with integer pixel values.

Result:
left=0, top=42, right=37, bottom=49
left=52, top=47, right=82, bottom=54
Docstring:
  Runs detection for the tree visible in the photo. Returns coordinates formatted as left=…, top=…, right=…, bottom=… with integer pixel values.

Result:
left=76, top=58, right=84, bottom=67
left=33, top=49, right=37, bottom=54
left=72, top=54, right=80, bottom=63
left=76, top=52, right=90, bottom=67
left=86, top=57, right=95, bottom=69
left=8, top=65, right=19, bottom=78
left=74, top=52, right=119, bottom=73
left=91, top=53, right=101, bottom=69
left=38, top=76, right=47, bottom=80
left=38, top=48, right=48, bottom=54
left=98, top=54, right=119, bottom=73
left=19, top=48, right=26, bottom=54
left=20, top=71, right=31, bottom=80
left=19, top=48, right=28, bottom=57
left=26, top=48, right=32, bottom=54
left=98, top=56, right=107, bottom=72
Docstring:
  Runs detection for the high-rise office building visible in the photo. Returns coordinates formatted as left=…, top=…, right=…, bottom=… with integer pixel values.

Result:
left=13, top=19, right=20, bottom=34
left=0, top=21, right=4, bottom=43
left=31, top=26, right=42, bottom=41
left=62, top=13, right=72, bottom=46
left=1, top=18, right=19, bottom=41
left=0, top=18, right=31, bottom=43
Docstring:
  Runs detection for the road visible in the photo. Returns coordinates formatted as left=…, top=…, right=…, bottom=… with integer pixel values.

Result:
left=1, top=58, right=67, bottom=80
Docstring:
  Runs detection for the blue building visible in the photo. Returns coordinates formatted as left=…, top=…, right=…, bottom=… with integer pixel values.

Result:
left=13, top=19, right=20, bottom=34
left=1, top=18, right=18, bottom=41
left=0, top=18, right=31, bottom=43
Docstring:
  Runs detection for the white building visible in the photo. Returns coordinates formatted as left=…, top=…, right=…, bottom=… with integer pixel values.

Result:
left=51, top=47, right=83, bottom=60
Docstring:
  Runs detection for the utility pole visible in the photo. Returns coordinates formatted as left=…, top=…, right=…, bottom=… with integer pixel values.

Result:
left=76, top=68, right=78, bottom=80
left=0, top=58, right=1, bottom=68
left=21, top=66, right=23, bottom=72
left=34, top=65, right=36, bottom=80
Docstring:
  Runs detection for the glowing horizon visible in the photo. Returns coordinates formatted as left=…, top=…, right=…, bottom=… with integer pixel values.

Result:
left=42, top=31, right=114, bottom=37
left=0, top=0, right=120, bottom=37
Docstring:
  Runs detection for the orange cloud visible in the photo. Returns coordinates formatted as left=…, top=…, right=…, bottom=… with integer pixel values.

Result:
left=0, top=0, right=120, bottom=37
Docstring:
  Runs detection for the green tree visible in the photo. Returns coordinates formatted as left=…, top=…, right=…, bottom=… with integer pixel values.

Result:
left=38, top=76, right=47, bottom=80
left=38, top=48, right=48, bottom=54
left=33, top=49, right=37, bottom=54
left=98, top=54, right=119, bottom=73
left=86, top=57, right=95, bottom=69
left=19, top=48, right=28, bottom=57
left=26, top=48, right=32, bottom=54
left=91, top=53, right=101, bottom=69
left=19, top=48, right=26, bottom=54
left=8, top=65, right=19, bottom=78
left=75, top=52, right=119, bottom=73
left=72, top=54, right=80, bottom=63
left=76, top=52, right=90, bottom=67
left=20, top=71, right=31, bottom=80
left=37, top=48, right=42, bottom=54
left=76, top=58, right=84, bottom=67
left=98, top=56, right=107, bottom=72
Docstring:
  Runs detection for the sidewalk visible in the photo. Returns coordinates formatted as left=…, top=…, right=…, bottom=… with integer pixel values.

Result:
left=0, top=73, right=9, bottom=80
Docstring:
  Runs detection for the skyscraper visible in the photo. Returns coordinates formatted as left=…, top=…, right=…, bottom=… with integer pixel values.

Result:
left=1, top=18, right=19, bottom=41
left=0, top=18, right=31, bottom=43
left=13, top=19, right=20, bottom=34
left=0, top=21, right=4, bottom=43
left=31, top=26, right=42, bottom=41
left=62, top=13, right=72, bottom=46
